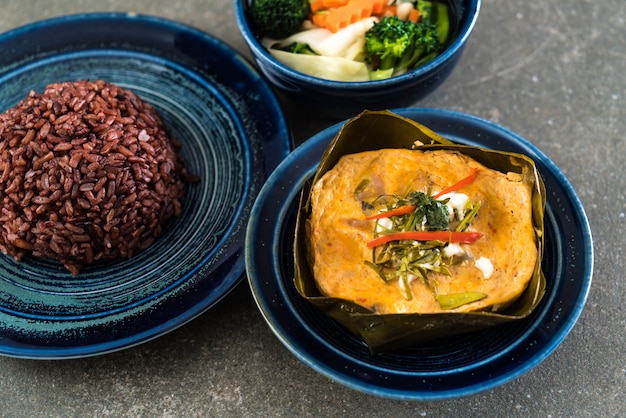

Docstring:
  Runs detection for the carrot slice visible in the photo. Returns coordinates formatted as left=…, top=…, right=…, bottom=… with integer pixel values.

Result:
left=310, top=0, right=324, bottom=13
left=325, top=0, right=351, bottom=8
left=370, top=0, right=387, bottom=14
left=311, top=0, right=350, bottom=13
left=311, top=12, right=328, bottom=28
left=312, top=0, right=387, bottom=33
left=407, top=8, right=420, bottom=23
left=377, top=5, right=396, bottom=17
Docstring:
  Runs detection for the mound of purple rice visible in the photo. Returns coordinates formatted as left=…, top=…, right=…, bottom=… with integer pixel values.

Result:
left=0, top=80, right=195, bottom=274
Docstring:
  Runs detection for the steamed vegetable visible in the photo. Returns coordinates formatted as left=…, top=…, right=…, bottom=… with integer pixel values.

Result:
left=252, top=0, right=453, bottom=82
left=417, top=0, right=451, bottom=43
left=364, top=15, right=443, bottom=80
left=249, top=0, right=311, bottom=39
left=310, top=0, right=387, bottom=33
left=278, top=42, right=318, bottom=55
left=268, top=49, right=370, bottom=81
left=263, top=16, right=377, bottom=59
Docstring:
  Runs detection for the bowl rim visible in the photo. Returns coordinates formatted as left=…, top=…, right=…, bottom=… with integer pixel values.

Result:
left=234, top=0, right=482, bottom=89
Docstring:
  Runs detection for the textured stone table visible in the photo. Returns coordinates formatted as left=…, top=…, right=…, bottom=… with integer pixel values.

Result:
left=0, top=1, right=624, bottom=416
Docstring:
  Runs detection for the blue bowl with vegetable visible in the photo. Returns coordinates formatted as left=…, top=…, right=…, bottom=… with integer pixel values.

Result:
left=234, top=0, right=481, bottom=117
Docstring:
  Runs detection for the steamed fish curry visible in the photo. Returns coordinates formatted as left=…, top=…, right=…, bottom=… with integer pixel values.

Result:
left=307, top=148, right=537, bottom=314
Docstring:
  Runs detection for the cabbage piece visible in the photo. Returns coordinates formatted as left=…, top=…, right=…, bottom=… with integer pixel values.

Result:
left=313, top=17, right=377, bottom=57
left=262, top=28, right=330, bottom=52
left=269, top=49, right=370, bottom=82
left=343, top=36, right=366, bottom=61
left=264, top=17, right=377, bottom=59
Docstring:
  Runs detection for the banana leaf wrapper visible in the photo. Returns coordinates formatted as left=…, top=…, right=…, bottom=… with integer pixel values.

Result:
left=294, top=110, right=547, bottom=353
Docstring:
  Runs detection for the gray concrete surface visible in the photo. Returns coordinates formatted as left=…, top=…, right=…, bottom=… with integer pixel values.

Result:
left=0, top=0, right=624, bottom=416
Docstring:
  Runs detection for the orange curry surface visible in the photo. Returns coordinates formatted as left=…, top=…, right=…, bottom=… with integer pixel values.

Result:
left=307, top=149, right=537, bottom=314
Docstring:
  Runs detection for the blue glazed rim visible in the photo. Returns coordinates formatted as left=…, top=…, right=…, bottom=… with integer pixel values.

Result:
left=234, top=0, right=481, bottom=91
left=245, top=108, right=593, bottom=400
left=0, top=13, right=292, bottom=359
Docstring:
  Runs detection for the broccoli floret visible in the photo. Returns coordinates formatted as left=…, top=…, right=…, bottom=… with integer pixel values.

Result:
left=364, top=15, right=443, bottom=80
left=417, top=0, right=451, bottom=44
left=249, top=0, right=310, bottom=39
left=395, top=22, right=443, bottom=71
left=279, top=42, right=318, bottom=56
left=416, top=0, right=435, bottom=22
left=364, top=16, right=414, bottom=74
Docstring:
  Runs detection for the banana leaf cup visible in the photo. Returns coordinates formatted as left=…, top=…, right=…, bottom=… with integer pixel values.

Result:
left=294, top=110, right=546, bottom=353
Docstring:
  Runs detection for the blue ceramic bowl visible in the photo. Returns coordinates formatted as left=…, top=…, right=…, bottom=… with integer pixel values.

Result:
left=0, top=13, right=291, bottom=359
left=245, top=108, right=593, bottom=400
left=234, top=0, right=481, bottom=117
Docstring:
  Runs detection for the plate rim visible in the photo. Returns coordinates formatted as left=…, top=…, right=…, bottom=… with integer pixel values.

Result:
left=245, top=107, right=593, bottom=400
left=0, top=12, right=292, bottom=359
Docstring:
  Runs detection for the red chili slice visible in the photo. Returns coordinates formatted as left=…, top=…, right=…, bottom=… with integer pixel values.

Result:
left=365, top=205, right=417, bottom=220
left=366, top=231, right=484, bottom=248
left=433, top=168, right=479, bottom=199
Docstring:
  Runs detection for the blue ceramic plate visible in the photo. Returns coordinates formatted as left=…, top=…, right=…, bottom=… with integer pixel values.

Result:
left=245, top=108, right=593, bottom=400
left=0, top=13, right=291, bottom=358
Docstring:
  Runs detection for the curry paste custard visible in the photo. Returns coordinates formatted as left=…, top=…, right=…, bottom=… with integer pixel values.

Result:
left=306, top=148, right=538, bottom=314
